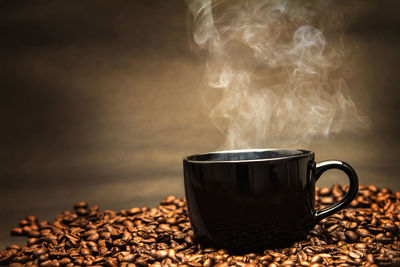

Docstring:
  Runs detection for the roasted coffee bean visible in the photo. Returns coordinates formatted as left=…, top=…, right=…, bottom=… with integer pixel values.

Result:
left=203, top=258, right=214, bottom=267
left=6, top=244, right=21, bottom=251
left=11, top=227, right=24, bottom=236
left=59, top=257, right=71, bottom=265
left=319, top=187, right=332, bottom=196
left=127, top=207, right=142, bottom=216
left=33, top=248, right=47, bottom=257
left=342, top=221, right=358, bottom=230
left=74, top=201, right=88, bottom=210
left=1, top=185, right=400, bottom=266
left=87, top=232, right=100, bottom=241
left=320, top=196, right=334, bottom=205
left=383, top=222, right=399, bottom=234
left=336, top=231, right=347, bottom=241
left=119, top=253, right=136, bottom=262
left=375, top=233, right=393, bottom=244
left=326, top=224, right=339, bottom=233
left=75, top=208, right=89, bottom=216
left=310, top=255, right=323, bottom=263
left=153, top=249, right=168, bottom=260
left=134, top=257, right=148, bottom=266
left=345, top=230, right=359, bottom=242
left=40, top=259, right=60, bottom=267
left=0, top=251, right=13, bottom=265
left=356, top=228, right=370, bottom=237
left=348, top=249, right=364, bottom=259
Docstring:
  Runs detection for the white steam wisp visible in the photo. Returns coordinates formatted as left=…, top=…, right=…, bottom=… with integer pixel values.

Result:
left=187, top=0, right=368, bottom=149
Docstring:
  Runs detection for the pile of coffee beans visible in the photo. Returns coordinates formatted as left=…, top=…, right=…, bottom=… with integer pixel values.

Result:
left=1, top=184, right=399, bottom=266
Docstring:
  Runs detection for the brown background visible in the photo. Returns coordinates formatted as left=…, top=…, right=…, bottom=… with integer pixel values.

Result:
left=0, top=0, right=399, bottom=247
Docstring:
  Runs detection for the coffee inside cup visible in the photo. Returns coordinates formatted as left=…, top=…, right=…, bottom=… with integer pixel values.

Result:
left=186, top=149, right=305, bottom=162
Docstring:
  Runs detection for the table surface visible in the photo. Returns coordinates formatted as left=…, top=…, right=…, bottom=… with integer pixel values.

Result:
left=1, top=0, right=400, bottom=249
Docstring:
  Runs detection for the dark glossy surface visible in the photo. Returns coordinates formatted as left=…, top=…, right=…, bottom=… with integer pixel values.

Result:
left=183, top=149, right=358, bottom=251
left=314, top=160, right=359, bottom=221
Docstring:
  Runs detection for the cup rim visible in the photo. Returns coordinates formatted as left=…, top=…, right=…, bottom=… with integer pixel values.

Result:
left=184, top=148, right=313, bottom=163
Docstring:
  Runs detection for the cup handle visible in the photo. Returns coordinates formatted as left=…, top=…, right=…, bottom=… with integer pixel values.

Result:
left=313, top=160, right=359, bottom=222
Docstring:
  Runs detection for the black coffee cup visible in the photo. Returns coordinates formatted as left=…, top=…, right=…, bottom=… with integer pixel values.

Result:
left=183, top=149, right=358, bottom=251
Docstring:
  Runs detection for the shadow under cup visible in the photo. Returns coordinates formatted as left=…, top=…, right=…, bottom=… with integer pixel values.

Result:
left=183, top=149, right=358, bottom=252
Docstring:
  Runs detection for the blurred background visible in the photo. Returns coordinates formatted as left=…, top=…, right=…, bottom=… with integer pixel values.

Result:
left=0, top=0, right=399, bottom=247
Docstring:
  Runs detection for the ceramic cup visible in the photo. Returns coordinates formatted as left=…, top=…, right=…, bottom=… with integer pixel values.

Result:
left=183, top=149, right=358, bottom=251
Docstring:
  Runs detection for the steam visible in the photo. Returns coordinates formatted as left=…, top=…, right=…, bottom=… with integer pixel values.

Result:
left=186, top=0, right=368, bottom=149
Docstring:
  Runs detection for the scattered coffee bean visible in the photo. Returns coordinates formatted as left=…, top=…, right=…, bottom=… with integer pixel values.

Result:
left=345, top=230, right=359, bottom=243
left=73, top=201, right=88, bottom=210
left=1, top=184, right=400, bottom=266
left=75, top=208, right=89, bottom=216
left=10, top=228, right=23, bottom=236
left=319, top=187, right=332, bottom=196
